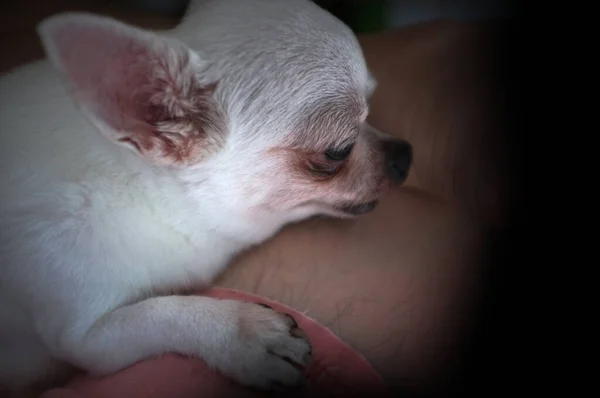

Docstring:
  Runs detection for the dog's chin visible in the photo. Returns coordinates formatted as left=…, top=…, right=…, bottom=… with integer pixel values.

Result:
left=333, top=200, right=379, bottom=217
left=287, top=199, right=380, bottom=222
left=309, top=200, right=380, bottom=219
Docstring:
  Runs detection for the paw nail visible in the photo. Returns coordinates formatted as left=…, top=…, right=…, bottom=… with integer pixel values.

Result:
left=303, top=352, right=313, bottom=366
left=284, top=313, right=299, bottom=328
left=290, top=327, right=306, bottom=339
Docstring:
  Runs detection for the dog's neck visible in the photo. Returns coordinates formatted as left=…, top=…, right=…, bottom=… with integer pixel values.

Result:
left=110, top=141, right=286, bottom=252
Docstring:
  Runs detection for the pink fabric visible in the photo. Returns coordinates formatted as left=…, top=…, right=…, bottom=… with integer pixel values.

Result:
left=40, top=288, right=391, bottom=397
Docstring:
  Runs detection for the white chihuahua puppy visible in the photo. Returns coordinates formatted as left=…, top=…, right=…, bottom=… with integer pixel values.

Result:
left=0, top=0, right=412, bottom=394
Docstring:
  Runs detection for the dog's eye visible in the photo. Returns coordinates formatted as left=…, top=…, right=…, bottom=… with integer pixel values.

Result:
left=325, top=143, right=354, bottom=161
left=308, top=143, right=354, bottom=176
left=310, top=162, right=340, bottom=175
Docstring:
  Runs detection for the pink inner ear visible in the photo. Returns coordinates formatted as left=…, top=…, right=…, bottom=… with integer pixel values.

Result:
left=52, top=20, right=159, bottom=136
left=47, top=17, right=222, bottom=166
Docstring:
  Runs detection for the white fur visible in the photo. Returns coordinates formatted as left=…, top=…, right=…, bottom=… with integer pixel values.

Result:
left=0, top=0, right=390, bottom=392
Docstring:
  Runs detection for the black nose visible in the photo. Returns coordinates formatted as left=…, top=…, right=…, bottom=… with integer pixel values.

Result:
left=383, top=139, right=412, bottom=184
left=339, top=200, right=379, bottom=216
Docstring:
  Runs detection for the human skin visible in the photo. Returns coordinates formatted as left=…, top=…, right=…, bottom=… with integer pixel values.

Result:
left=214, top=20, right=507, bottom=395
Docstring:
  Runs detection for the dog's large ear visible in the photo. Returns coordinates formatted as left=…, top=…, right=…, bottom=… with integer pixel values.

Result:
left=37, top=13, right=224, bottom=167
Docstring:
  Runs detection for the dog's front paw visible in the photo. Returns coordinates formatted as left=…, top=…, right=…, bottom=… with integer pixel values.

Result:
left=212, top=301, right=312, bottom=390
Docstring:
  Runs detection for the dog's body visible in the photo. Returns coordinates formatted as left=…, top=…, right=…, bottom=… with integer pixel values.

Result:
left=0, top=0, right=411, bottom=393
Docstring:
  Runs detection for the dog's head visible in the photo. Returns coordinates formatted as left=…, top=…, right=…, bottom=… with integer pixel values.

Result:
left=38, top=0, right=412, bottom=228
